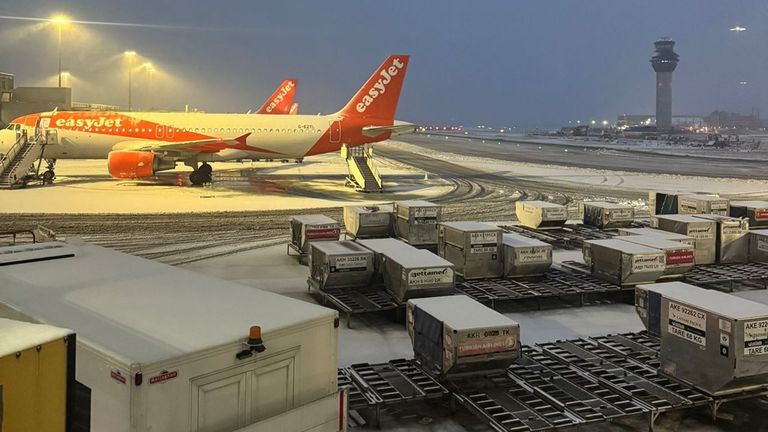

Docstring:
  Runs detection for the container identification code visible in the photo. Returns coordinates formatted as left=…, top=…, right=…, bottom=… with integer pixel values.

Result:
left=470, top=232, right=498, bottom=244
left=687, top=226, right=714, bottom=240
left=668, top=301, right=706, bottom=347
left=631, top=254, right=665, bottom=272
left=470, top=244, right=498, bottom=254
left=515, top=247, right=550, bottom=263
left=332, top=255, right=368, bottom=272
left=744, top=319, right=768, bottom=356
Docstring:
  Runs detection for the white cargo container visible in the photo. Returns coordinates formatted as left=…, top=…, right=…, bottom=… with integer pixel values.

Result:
left=618, top=235, right=694, bottom=277
left=579, top=201, right=635, bottom=229
left=749, top=230, right=768, bottom=263
left=501, top=234, right=553, bottom=277
left=357, top=238, right=455, bottom=302
left=290, top=215, right=341, bottom=254
left=0, top=242, right=341, bottom=432
left=655, top=214, right=717, bottom=265
left=407, top=295, right=520, bottom=376
left=677, top=194, right=729, bottom=216
left=616, top=227, right=696, bottom=248
left=438, top=222, right=502, bottom=279
left=638, top=282, right=768, bottom=395
left=692, top=214, right=750, bottom=263
left=309, top=241, right=374, bottom=290
left=730, top=200, right=768, bottom=228
left=394, top=200, right=441, bottom=246
left=343, top=205, right=393, bottom=239
left=515, top=201, right=568, bottom=230
left=583, top=239, right=666, bottom=285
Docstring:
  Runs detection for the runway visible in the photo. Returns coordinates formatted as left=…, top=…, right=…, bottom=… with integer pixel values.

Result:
left=403, top=133, right=768, bottom=180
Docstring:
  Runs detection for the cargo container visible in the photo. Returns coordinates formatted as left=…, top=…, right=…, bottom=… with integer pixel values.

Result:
left=501, top=234, right=553, bottom=277
left=290, top=215, right=341, bottom=255
left=515, top=200, right=568, bottom=229
left=637, top=282, right=768, bottom=395
left=692, top=214, right=750, bottom=263
left=394, top=200, right=441, bottom=246
left=0, top=319, right=75, bottom=432
left=618, top=235, right=694, bottom=277
left=343, top=205, right=393, bottom=239
left=583, top=239, right=666, bottom=285
left=617, top=227, right=696, bottom=247
left=648, top=191, right=680, bottom=215
left=677, top=194, right=729, bottom=216
left=407, top=295, right=520, bottom=376
left=357, top=238, right=455, bottom=302
left=749, top=230, right=768, bottom=263
left=730, top=200, right=768, bottom=228
left=438, top=222, right=502, bottom=279
left=655, top=214, right=717, bottom=265
left=0, top=242, right=341, bottom=432
left=579, top=201, right=635, bottom=229
left=308, top=241, right=374, bottom=290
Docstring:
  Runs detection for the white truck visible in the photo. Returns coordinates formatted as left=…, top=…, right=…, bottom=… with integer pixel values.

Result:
left=0, top=241, right=343, bottom=432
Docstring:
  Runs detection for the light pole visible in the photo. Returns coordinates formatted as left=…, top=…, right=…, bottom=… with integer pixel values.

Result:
left=50, top=15, right=71, bottom=88
left=124, top=51, right=137, bottom=111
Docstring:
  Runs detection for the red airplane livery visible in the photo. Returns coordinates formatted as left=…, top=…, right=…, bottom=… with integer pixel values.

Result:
left=7, top=55, right=412, bottom=185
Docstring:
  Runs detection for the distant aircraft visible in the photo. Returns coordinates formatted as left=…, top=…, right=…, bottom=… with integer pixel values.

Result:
left=7, top=55, right=413, bottom=185
left=255, top=79, right=298, bottom=115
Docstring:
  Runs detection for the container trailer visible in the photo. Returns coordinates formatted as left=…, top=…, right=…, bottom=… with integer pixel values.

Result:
left=308, top=241, right=374, bottom=290
left=290, top=215, right=341, bottom=257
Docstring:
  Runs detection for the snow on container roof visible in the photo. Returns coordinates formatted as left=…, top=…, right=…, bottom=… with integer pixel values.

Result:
left=730, top=200, right=768, bottom=208
left=639, top=281, right=768, bottom=319
left=584, top=238, right=663, bottom=254
left=0, top=242, right=335, bottom=366
left=441, top=222, right=501, bottom=232
left=290, top=214, right=338, bottom=225
left=0, top=318, right=72, bottom=358
left=518, top=201, right=564, bottom=208
left=654, top=214, right=714, bottom=223
left=410, top=295, right=518, bottom=330
left=395, top=200, right=439, bottom=208
left=357, top=238, right=451, bottom=266
left=311, top=240, right=370, bottom=254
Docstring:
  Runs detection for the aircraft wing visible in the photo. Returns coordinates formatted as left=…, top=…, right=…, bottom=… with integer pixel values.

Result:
left=362, top=122, right=417, bottom=138
left=112, top=133, right=251, bottom=154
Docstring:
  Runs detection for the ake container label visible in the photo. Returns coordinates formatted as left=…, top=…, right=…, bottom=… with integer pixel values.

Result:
left=631, top=254, right=665, bottom=272
left=456, top=327, right=517, bottom=357
left=687, top=226, right=714, bottom=240
left=668, top=302, right=706, bottom=347
left=305, top=227, right=340, bottom=240
left=665, top=250, right=695, bottom=266
left=406, top=267, right=454, bottom=286
left=331, top=255, right=368, bottom=272
left=515, top=247, right=551, bottom=263
left=744, top=319, right=768, bottom=356
left=756, top=210, right=768, bottom=220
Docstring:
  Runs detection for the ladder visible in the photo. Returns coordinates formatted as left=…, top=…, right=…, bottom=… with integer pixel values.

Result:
left=0, top=131, right=46, bottom=189
left=341, top=144, right=383, bottom=192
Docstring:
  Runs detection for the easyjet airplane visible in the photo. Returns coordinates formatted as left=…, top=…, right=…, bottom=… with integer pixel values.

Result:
left=5, top=55, right=412, bottom=185
left=254, top=79, right=298, bottom=115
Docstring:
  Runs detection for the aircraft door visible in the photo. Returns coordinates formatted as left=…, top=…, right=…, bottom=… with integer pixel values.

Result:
left=330, top=120, right=341, bottom=143
left=46, top=128, right=58, bottom=145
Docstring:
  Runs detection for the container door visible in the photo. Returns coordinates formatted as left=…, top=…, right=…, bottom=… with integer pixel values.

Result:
left=250, top=357, right=295, bottom=421
left=193, top=374, right=247, bottom=432
left=648, top=291, right=662, bottom=337
left=413, top=308, right=443, bottom=372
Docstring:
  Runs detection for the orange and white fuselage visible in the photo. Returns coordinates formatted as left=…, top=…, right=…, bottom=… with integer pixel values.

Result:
left=6, top=55, right=413, bottom=180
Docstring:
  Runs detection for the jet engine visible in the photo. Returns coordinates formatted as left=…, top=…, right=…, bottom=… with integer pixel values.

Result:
left=107, top=151, right=176, bottom=179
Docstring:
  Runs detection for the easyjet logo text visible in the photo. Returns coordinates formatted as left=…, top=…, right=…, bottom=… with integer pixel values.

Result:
left=55, top=117, right=124, bottom=129
left=266, top=81, right=295, bottom=113
left=356, top=58, right=405, bottom=113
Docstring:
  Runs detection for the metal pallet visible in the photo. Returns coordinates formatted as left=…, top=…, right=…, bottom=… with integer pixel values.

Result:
left=683, top=261, right=768, bottom=292
left=455, top=267, right=627, bottom=310
left=308, top=279, right=400, bottom=328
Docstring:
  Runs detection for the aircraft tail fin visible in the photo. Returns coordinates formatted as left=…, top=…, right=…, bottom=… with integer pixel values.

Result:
left=337, top=55, right=410, bottom=123
left=256, top=79, right=298, bottom=114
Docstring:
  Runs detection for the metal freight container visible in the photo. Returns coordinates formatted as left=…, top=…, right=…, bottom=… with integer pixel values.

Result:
left=583, top=238, right=666, bottom=285
left=618, top=235, right=695, bottom=277
left=748, top=230, right=768, bottom=263
left=394, top=200, right=441, bottom=246
left=692, top=214, right=750, bottom=263
left=617, top=227, right=696, bottom=248
left=649, top=191, right=680, bottom=215
left=730, top=200, right=768, bottom=228
left=580, top=201, right=635, bottom=229
left=638, top=281, right=768, bottom=395
left=289, top=214, right=341, bottom=254
left=655, top=214, right=717, bottom=265
left=407, top=295, right=520, bottom=376
left=515, top=200, right=568, bottom=230
left=308, top=241, right=374, bottom=290
left=357, top=238, right=455, bottom=302
left=677, top=194, right=729, bottom=216
left=343, top=205, right=393, bottom=239
left=438, top=222, right=502, bottom=279
left=501, top=234, right=553, bottom=277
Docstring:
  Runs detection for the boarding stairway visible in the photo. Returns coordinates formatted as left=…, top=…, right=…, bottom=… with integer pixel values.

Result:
left=0, top=131, right=47, bottom=189
left=342, top=144, right=383, bottom=192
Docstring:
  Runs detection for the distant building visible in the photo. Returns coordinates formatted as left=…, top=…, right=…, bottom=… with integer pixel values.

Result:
left=704, top=110, right=765, bottom=130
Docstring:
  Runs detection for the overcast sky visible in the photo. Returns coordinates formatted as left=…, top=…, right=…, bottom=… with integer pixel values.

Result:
left=1, top=0, right=765, bottom=127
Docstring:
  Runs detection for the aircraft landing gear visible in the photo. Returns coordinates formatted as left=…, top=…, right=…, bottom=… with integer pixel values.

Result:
left=189, top=162, right=213, bottom=186
left=42, top=159, right=56, bottom=185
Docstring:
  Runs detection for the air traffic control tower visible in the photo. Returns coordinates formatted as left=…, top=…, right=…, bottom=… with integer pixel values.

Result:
left=650, top=39, right=679, bottom=131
